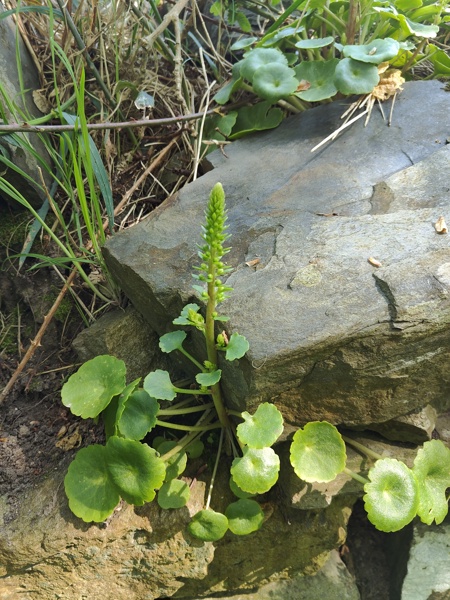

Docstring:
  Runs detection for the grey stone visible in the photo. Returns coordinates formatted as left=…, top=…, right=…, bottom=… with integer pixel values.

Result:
left=198, top=550, right=361, bottom=600
left=400, top=517, right=450, bottom=600
left=72, top=305, right=169, bottom=382
left=365, top=405, right=437, bottom=444
left=104, top=81, right=450, bottom=428
left=0, top=5, right=51, bottom=207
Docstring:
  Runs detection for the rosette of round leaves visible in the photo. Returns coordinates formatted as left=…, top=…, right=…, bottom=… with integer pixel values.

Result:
left=334, top=58, right=380, bottom=95
left=236, top=402, right=283, bottom=448
left=64, top=436, right=166, bottom=522
left=225, top=498, right=264, bottom=535
left=61, top=354, right=126, bottom=419
left=363, top=458, right=419, bottom=533
left=231, top=446, right=280, bottom=494
left=343, top=38, right=400, bottom=64
left=412, top=439, right=450, bottom=526
left=290, top=421, right=346, bottom=483
left=188, top=509, right=229, bottom=541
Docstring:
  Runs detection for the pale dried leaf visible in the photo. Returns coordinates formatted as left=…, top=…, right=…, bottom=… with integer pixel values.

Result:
left=372, top=69, right=405, bottom=101
left=368, top=257, right=382, bottom=268
left=435, top=216, right=448, bottom=234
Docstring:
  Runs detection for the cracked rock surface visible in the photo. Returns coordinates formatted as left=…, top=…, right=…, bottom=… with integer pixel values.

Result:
left=104, top=81, right=450, bottom=427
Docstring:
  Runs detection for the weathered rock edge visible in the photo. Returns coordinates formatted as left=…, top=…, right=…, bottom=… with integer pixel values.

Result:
left=104, top=81, right=450, bottom=426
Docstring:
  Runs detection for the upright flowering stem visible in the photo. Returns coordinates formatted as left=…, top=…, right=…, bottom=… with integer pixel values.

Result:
left=195, top=183, right=233, bottom=429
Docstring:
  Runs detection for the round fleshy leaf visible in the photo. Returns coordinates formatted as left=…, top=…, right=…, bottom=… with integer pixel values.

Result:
left=334, top=58, right=380, bottom=95
left=240, top=48, right=288, bottom=82
left=252, top=64, right=299, bottom=101
left=224, top=333, right=250, bottom=361
left=261, top=26, right=303, bottom=47
left=157, top=479, right=190, bottom=509
left=290, top=421, right=346, bottom=483
left=343, top=38, right=400, bottom=64
left=105, top=436, right=166, bottom=505
left=196, top=370, right=222, bottom=387
left=186, top=439, right=204, bottom=459
left=229, top=476, right=256, bottom=499
left=399, top=15, right=439, bottom=38
left=364, top=458, right=419, bottom=533
left=64, top=445, right=120, bottom=522
left=159, top=331, right=187, bottom=353
left=143, top=369, right=176, bottom=401
left=231, top=447, right=280, bottom=494
left=294, top=59, right=339, bottom=101
left=158, top=440, right=188, bottom=480
left=117, top=389, right=159, bottom=440
left=236, top=403, right=283, bottom=448
left=188, top=509, right=229, bottom=542
left=225, top=498, right=264, bottom=535
left=413, top=439, right=450, bottom=525
left=295, top=36, right=334, bottom=49
left=230, top=37, right=257, bottom=51
left=61, top=355, right=126, bottom=418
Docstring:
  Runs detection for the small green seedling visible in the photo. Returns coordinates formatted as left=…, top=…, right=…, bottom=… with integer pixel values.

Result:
left=61, top=183, right=450, bottom=540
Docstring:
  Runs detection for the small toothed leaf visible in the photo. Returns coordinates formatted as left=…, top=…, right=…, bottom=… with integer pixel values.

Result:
left=225, top=498, right=264, bottom=535
left=157, top=479, right=190, bottom=509
left=159, top=331, right=187, bottom=353
left=225, top=333, right=249, bottom=361
left=143, top=370, right=176, bottom=401
left=413, top=439, right=450, bottom=525
left=237, top=403, right=284, bottom=448
left=231, top=447, right=280, bottom=494
left=196, top=370, right=222, bottom=387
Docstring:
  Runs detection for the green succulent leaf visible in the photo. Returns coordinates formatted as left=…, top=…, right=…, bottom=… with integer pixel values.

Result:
left=231, top=447, right=280, bottom=494
left=114, top=378, right=141, bottom=428
left=252, top=64, right=299, bottom=101
left=240, top=47, right=288, bottom=82
left=229, top=476, right=256, bottom=499
left=159, top=330, right=187, bottom=353
left=196, top=370, right=222, bottom=387
left=427, top=44, right=450, bottom=75
left=61, top=355, right=126, bottom=418
left=261, top=26, right=303, bottom=47
left=188, top=509, right=229, bottom=541
left=343, top=38, right=400, bottom=64
left=64, top=445, right=120, bottom=523
left=364, top=458, right=419, bottom=533
left=158, top=440, right=188, bottom=480
left=157, top=479, right=190, bottom=509
left=105, top=436, right=166, bottom=505
left=173, top=303, right=201, bottom=326
left=186, top=439, right=204, bottom=459
left=230, top=37, right=258, bottom=51
left=224, top=333, right=250, bottom=360
left=235, top=11, right=251, bottom=33
left=294, top=59, right=338, bottom=101
left=237, top=402, right=284, bottom=448
left=398, top=15, right=439, bottom=38
left=117, top=389, right=159, bottom=440
left=102, top=394, right=120, bottom=439
left=295, top=36, right=334, bottom=49
left=225, top=498, right=264, bottom=535
left=143, top=369, right=176, bottom=401
left=290, top=421, right=346, bottom=483
left=412, top=439, right=450, bottom=526
left=334, top=58, right=380, bottom=95
left=229, top=101, right=283, bottom=140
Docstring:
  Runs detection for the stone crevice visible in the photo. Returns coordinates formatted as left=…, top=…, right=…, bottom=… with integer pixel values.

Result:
left=372, top=273, right=398, bottom=325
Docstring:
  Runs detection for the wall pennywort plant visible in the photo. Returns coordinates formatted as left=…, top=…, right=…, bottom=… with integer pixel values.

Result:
left=61, top=183, right=450, bottom=539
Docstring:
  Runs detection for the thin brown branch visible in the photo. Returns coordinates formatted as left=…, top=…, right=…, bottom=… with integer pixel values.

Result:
left=0, top=268, right=78, bottom=405
left=0, top=109, right=219, bottom=133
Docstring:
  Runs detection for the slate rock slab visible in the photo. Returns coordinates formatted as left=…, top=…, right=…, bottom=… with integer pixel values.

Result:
left=104, top=81, right=450, bottom=427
